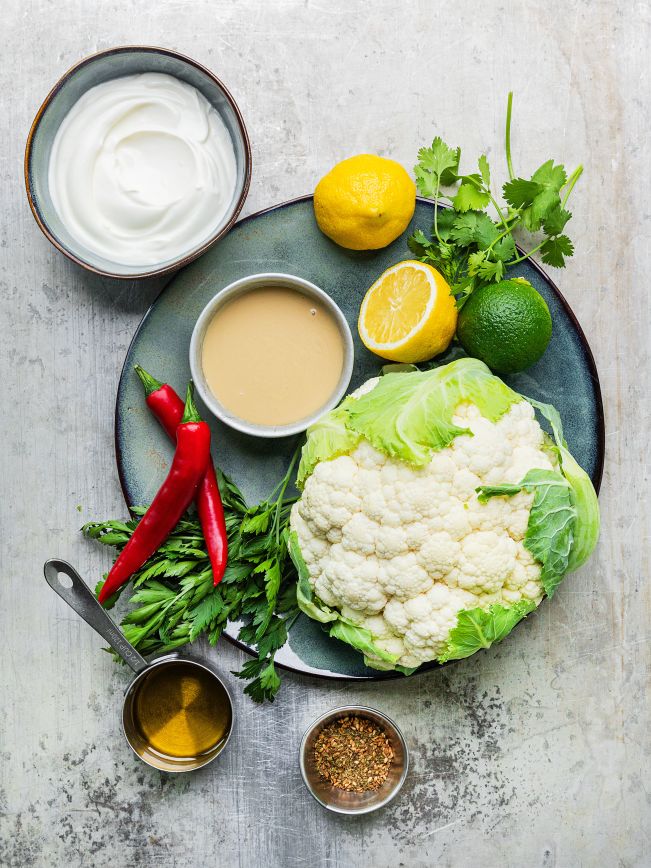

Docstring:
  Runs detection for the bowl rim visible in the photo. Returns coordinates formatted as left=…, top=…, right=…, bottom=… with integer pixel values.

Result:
left=189, top=272, right=355, bottom=438
left=299, top=704, right=409, bottom=814
left=24, top=44, right=252, bottom=280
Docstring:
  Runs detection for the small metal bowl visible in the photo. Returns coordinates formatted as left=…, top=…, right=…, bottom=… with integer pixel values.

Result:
left=189, top=272, right=354, bottom=438
left=299, top=706, right=409, bottom=814
left=25, top=46, right=251, bottom=279
left=122, top=653, right=234, bottom=773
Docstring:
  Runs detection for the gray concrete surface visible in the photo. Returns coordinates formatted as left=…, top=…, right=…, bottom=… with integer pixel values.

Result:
left=1, top=1, right=649, bottom=865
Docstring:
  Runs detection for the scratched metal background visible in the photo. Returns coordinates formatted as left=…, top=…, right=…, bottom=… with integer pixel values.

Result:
left=1, top=1, right=649, bottom=866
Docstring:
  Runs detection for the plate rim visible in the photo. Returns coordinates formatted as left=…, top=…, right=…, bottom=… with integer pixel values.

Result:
left=114, top=194, right=605, bottom=681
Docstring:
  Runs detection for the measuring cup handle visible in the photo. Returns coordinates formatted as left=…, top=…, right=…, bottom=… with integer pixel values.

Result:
left=44, top=559, right=148, bottom=674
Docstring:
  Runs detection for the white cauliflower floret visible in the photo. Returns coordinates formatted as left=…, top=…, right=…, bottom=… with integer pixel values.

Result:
left=384, top=585, right=479, bottom=664
left=299, top=456, right=361, bottom=532
left=454, top=531, right=517, bottom=595
left=291, top=396, right=552, bottom=668
left=314, top=546, right=387, bottom=614
left=341, top=513, right=378, bottom=555
left=415, top=533, right=459, bottom=580
left=450, top=406, right=512, bottom=478
left=497, top=399, right=545, bottom=446
left=379, top=552, right=432, bottom=600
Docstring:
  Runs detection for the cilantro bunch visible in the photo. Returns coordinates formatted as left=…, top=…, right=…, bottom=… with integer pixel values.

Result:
left=83, top=459, right=300, bottom=703
left=408, top=93, right=582, bottom=305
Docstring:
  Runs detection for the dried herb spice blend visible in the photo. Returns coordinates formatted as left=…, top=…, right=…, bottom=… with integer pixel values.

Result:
left=313, top=715, right=394, bottom=793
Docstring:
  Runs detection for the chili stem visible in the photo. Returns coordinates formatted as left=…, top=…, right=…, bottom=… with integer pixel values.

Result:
left=134, top=364, right=163, bottom=397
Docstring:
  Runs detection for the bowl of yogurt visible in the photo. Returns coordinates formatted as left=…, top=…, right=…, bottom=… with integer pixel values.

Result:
left=25, top=46, right=251, bottom=279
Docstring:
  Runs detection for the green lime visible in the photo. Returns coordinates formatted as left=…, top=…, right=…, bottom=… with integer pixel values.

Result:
left=457, top=279, right=552, bottom=373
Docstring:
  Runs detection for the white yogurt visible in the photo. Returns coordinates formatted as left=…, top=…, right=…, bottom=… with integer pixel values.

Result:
left=48, top=72, right=238, bottom=266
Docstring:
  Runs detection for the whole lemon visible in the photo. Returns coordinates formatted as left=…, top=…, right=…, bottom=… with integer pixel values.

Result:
left=314, top=154, right=416, bottom=250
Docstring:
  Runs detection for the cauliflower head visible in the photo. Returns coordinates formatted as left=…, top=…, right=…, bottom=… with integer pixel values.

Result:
left=289, top=358, right=599, bottom=671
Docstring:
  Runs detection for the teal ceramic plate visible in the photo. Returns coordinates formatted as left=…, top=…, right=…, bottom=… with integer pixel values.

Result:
left=115, top=196, right=604, bottom=680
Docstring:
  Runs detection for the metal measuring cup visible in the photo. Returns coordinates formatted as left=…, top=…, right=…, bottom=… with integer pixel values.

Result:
left=44, top=559, right=233, bottom=772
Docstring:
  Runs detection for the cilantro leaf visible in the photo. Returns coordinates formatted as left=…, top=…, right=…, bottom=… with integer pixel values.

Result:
left=531, top=159, right=567, bottom=191
left=415, top=137, right=460, bottom=196
left=503, top=177, right=539, bottom=208
left=414, top=165, right=439, bottom=199
left=492, top=235, right=516, bottom=262
left=408, top=94, right=581, bottom=303
left=477, top=258, right=504, bottom=282
left=449, top=211, right=499, bottom=248
left=453, top=182, right=490, bottom=212
left=543, top=206, right=571, bottom=236
left=407, top=229, right=433, bottom=257
left=478, top=154, right=490, bottom=187
left=467, top=250, right=487, bottom=275
left=528, top=188, right=561, bottom=226
left=434, top=207, right=458, bottom=240
left=540, top=234, right=574, bottom=267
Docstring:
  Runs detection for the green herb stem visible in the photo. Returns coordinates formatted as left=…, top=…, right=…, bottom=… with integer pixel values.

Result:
left=505, top=91, right=515, bottom=181
left=561, top=165, right=583, bottom=207
left=432, top=181, right=443, bottom=244
left=271, top=449, right=300, bottom=545
left=488, top=193, right=512, bottom=234
left=509, top=238, right=546, bottom=265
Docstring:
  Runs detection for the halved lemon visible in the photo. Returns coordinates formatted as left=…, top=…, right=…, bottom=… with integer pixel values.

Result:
left=358, top=260, right=458, bottom=363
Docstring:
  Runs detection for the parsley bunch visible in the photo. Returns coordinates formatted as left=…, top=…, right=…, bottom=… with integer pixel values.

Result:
left=408, top=93, right=582, bottom=305
left=83, top=459, right=300, bottom=703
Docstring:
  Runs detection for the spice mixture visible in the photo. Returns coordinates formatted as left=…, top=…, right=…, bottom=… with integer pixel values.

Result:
left=313, top=715, right=394, bottom=793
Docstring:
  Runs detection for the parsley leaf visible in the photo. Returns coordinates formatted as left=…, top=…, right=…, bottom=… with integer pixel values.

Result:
left=83, top=455, right=302, bottom=703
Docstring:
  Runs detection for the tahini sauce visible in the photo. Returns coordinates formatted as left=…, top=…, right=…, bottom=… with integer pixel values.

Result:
left=201, top=287, right=345, bottom=426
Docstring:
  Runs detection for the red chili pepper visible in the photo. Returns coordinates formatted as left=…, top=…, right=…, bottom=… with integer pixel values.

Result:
left=99, top=385, right=211, bottom=603
left=134, top=365, right=228, bottom=585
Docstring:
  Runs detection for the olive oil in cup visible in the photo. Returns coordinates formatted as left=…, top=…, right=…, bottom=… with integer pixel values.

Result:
left=44, top=559, right=233, bottom=773
left=190, top=274, right=354, bottom=438
left=127, top=660, right=232, bottom=764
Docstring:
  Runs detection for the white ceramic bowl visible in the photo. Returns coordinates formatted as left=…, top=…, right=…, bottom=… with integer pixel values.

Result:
left=189, top=273, right=354, bottom=438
